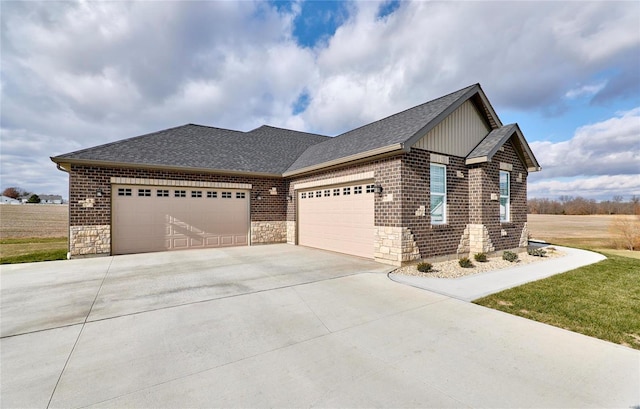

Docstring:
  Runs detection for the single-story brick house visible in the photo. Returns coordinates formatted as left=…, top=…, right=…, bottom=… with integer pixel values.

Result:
left=52, top=83, right=540, bottom=265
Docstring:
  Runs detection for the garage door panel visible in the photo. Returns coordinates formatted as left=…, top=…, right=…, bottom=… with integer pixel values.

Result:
left=112, top=185, right=249, bottom=255
left=298, top=183, right=374, bottom=259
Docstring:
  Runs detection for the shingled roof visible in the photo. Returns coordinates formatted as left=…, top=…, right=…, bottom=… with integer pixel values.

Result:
left=52, top=83, right=539, bottom=176
left=466, top=123, right=541, bottom=171
left=52, top=124, right=329, bottom=175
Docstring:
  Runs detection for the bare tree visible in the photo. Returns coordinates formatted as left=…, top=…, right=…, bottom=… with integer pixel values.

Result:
left=610, top=215, right=640, bottom=251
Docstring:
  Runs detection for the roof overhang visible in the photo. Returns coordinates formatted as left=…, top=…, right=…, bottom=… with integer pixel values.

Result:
left=50, top=157, right=283, bottom=178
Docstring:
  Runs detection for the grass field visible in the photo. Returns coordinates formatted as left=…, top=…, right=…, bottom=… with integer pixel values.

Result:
left=0, top=204, right=68, bottom=239
left=527, top=213, right=639, bottom=253
left=475, top=254, right=640, bottom=349
left=0, top=204, right=68, bottom=263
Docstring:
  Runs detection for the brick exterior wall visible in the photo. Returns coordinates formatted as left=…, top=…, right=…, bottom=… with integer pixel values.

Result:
left=66, top=136, right=529, bottom=261
left=69, top=165, right=287, bottom=227
left=466, top=139, right=528, bottom=253
left=401, top=149, right=470, bottom=259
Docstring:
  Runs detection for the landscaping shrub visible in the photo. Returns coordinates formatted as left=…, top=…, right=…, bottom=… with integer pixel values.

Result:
left=503, top=251, right=519, bottom=262
left=474, top=253, right=488, bottom=262
left=528, top=248, right=547, bottom=257
left=416, top=262, right=433, bottom=273
left=458, top=257, right=474, bottom=268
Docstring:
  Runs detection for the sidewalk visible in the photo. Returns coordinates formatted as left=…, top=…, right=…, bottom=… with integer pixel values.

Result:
left=388, top=246, right=606, bottom=301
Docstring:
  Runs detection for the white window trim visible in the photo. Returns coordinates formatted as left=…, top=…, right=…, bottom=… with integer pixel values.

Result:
left=500, top=170, right=510, bottom=222
left=430, top=163, right=447, bottom=225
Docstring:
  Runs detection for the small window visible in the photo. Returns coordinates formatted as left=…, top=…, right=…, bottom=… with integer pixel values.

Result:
left=207, top=191, right=217, bottom=198
left=308, top=192, right=313, bottom=199
left=315, top=191, right=322, bottom=198
left=430, top=164, right=446, bottom=224
left=366, top=185, right=375, bottom=193
left=333, top=188, right=340, bottom=196
left=301, top=192, right=307, bottom=199
left=324, top=190, right=330, bottom=197
left=118, top=188, right=132, bottom=197
left=236, top=192, right=246, bottom=199
left=191, top=191, right=202, bottom=198
left=222, top=192, right=232, bottom=199
left=175, top=190, right=186, bottom=198
left=343, top=187, right=351, bottom=195
left=157, top=189, right=169, bottom=197
left=137, top=189, right=151, bottom=197
left=500, top=171, right=510, bottom=222
left=354, top=186, right=363, bottom=194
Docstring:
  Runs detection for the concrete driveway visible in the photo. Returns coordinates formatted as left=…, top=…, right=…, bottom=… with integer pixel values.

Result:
left=1, top=244, right=638, bottom=408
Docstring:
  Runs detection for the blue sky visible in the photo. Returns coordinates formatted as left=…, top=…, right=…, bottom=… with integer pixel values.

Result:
left=1, top=0, right=639, bottom=200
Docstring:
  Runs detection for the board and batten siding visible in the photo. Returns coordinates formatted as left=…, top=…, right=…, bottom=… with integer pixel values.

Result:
left=413, top=100, right=490, bottom=157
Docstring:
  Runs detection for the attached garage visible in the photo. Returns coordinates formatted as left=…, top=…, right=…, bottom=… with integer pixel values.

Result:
left=297, top=183, right=375, bottom=259
left=112, top=184, right=249, bottom=255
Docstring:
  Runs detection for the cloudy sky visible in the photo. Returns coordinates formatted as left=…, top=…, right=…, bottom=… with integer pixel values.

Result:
left=1, top=0, right=639, bottom=200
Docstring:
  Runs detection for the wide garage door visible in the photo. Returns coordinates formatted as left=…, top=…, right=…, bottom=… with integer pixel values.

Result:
left=112, top=185, right=249, bottom=255
left=298, top=183, right=374, bottom=258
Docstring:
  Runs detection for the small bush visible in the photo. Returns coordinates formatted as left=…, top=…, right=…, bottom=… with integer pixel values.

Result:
left=474, top=253, right=488, bottom=262
left=503, top=251, right=519, bottom=262
left=528, top=248, right=547, bottom=257
left=458, top=257, right=474, bottom=268
left=417, top=262, right=433, bottom=273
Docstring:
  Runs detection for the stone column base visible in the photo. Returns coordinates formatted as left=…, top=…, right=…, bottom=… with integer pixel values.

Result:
left=519, top=222, right=529, bottom=247
left=251, top=221, right=287, bottom=244
left=374, top=226, right=420, bottom=266
left=457, top=224, right=495, bottom=255
left=70, top=225, right=111, bottom=256
left=286, top=221, right=296, bottom=244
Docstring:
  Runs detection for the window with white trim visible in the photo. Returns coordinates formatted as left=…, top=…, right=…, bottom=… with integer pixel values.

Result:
left=221, top=192, right=232, bottom=199
left=316, top=191, right=322, bottom=198
left=500, top=171, right=510, bottom=222
left=157, top=189, right=169, bottom=197
left=333, top=188, right=340, bottom=196
left=354, top=186, right=363, bottom=194
left=301, top=192, right=307, bottom=199
left=175, top=190, right=186, bottom=198
left=343, top=187, right=351, bottom=195
left=138, top=189, right=151, bottom=197
left=430, top=164, right=446, bottom=224
left=324, top=190, right=330, bottom=197
left=366, top=184, right=375, bottom=193
left=118, top=188, right=132, bottom=196
left=191, top=191, right=202, bottom=198
left=207, top=191, right=217, bottom=198
left=236, top=192, right=245, bottom=199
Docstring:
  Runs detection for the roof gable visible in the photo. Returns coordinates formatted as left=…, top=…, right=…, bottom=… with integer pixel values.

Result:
left=466, top=124, right=541, bottom=172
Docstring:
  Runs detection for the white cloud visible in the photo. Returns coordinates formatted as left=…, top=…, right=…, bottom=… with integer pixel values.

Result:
left=530, top=108, right=640, bottom=179
left=528, top=175, right=640, bottom=200
left=565, top=81, right=607, bottom=99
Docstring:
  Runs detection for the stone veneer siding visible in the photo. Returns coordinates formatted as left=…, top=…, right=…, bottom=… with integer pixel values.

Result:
left=251, top=221, right=287, bottom=244
left=68, top=165, right=287, bottom=256
left=70, top=225, right=110, bottom=255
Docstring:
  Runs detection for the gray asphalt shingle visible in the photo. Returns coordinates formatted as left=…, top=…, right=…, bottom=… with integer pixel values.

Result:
left=53, top=124, right=328, bottom=175
left=466, top=124, right=518, bottom=161
left=285, top=84, right=477, bottom=172
left=54, top=84, right=508, bottom=175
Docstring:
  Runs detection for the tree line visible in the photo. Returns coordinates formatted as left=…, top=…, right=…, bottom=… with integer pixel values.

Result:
left=528, top=195, right=640, bottom=215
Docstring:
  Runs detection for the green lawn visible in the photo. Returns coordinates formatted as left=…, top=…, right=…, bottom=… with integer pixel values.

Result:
left=0, top=237, right=68, bottom=264
left=474, top=252, right=640, bottom=349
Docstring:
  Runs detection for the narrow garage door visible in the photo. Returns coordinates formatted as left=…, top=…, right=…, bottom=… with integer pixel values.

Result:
left=298, top=183, right=374, bottom=258
left=112, top=185, right=249, bottom=255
